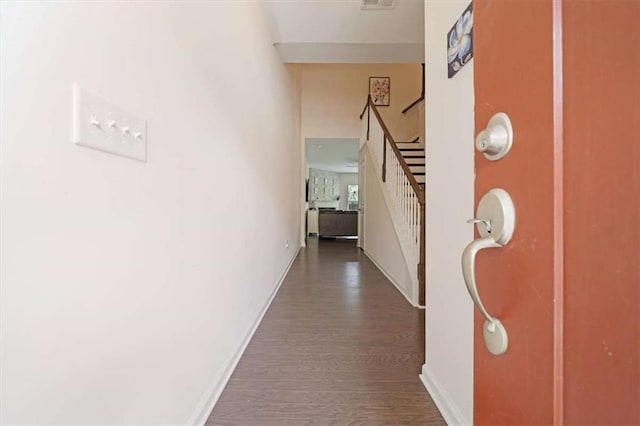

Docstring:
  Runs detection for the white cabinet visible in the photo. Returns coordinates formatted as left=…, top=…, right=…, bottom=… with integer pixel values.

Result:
left=307, top=209, right=319, bottom=235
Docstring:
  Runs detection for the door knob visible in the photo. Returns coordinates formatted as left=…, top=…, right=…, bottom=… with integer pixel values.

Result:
left=461, top=188, right=515, bottom=355
left=475, top=112, right=513, bottom=161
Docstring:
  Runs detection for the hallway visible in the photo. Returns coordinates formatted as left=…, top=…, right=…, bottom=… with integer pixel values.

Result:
left=207, top=238, right=445, bottom=425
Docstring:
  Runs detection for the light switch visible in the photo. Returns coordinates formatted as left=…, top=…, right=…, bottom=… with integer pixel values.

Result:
left=72, top=83, right=147, bottom=162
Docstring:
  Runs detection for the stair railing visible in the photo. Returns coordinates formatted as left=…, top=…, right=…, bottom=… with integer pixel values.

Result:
left=360, top=95, right=426, bottom=305
left=401, top=63, right=425, bottom=115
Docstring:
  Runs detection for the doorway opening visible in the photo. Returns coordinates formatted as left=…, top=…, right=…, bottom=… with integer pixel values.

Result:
left=304, top=138, right=360, bottom=242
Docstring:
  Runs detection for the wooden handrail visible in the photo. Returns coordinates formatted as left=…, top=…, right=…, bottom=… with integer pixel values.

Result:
left=401, top=96, right=424, bottom=114
left=368, top=99, right=425, bottom=205
left=402, top=64, right=426, bottom=115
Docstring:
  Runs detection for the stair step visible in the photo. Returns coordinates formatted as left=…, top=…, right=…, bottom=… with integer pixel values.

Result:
left=403, top=153, right=425, bottom=158
left=412, top=172, right=425, bottom=176
left=415, top=175, right=426, bottom=184
left=409, top=165, right=425, bottom=172
left=405, top=157, right=425, bottom=165
left=396, top=142, right=425, bottom=150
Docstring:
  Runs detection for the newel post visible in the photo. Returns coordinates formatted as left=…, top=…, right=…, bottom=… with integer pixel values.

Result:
left=418, top=200, right=426, bottom=306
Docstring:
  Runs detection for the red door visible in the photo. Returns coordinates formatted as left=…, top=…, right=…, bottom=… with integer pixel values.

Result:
left=472, top=1, right=639, bottom=424
left=473, top=2, right=559, bottom=424
left=562, top=1, right=639, bottom=424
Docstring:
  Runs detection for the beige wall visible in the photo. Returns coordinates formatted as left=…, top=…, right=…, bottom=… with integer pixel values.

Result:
left=420, top=1, right=475, bottom=425
left=301, top=64, right=422, bottom=141
left=1, top=2, right=301, bottom=424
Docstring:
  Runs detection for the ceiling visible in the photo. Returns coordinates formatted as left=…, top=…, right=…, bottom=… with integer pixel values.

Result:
left=262, top=0, right=425, bottom=63
left=305, top=138, right=360, bottom=174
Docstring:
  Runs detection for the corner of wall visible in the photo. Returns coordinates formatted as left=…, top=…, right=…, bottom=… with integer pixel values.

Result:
left=420, top=364, right=472, bottom=426
left=188, top=247, right=301, bottom=425
left=423, top=0, right=475, bottom=423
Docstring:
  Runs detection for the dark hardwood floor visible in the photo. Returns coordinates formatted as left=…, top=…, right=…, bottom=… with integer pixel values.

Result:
left=207, top=237, right=445, bottom=425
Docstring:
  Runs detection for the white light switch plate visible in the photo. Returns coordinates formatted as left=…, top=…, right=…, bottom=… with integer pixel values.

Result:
left=73, top=83, right=147, bottom=162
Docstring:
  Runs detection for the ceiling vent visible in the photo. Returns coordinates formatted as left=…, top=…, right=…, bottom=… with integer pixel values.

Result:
left=361, top=0, right=397, bottom=10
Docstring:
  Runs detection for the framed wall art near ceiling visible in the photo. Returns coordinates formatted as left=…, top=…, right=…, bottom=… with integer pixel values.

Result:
left=447, top=2, right=473, bottom=78
left=369, top=76, right=390, bottom=106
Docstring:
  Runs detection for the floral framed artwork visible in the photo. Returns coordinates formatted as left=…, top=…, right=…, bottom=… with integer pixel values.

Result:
left=369, top=77, right=390, bottom=106
left=447, top=2, right=473, bottom=78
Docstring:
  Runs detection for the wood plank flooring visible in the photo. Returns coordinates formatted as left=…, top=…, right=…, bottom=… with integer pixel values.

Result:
left=207, top=237, right=445, bottom=425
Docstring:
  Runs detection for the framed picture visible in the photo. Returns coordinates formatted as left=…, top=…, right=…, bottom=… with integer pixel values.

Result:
left=369, top=77, right=390, bottom=106
left=447, top=2, right=473, bottom=78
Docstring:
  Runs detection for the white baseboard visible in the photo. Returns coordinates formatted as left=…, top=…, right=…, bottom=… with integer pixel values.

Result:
left=363, top=249, right=417, bottom=307
left=187, top=246, right=302, bottom=425
left=420, top=364, right=471, bottom=426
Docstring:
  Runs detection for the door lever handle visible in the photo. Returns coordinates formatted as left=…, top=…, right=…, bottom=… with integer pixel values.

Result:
left=466, top=218, right=492, bottom=233
left=461, top=188, right=515, bottom=356
left=461, top=237, right=508, bottom=356
left=462, top=236, right=501, bottom=324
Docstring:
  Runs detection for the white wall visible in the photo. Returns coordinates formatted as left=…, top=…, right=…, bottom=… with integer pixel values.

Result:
left=263, top=0, right=425, bottom=63
left=262, top=0, right=424, bottom=55
left=362, top=147, right=414, bottom=305
left=301, top=64, right=422, bottom=141
left=421, top=1, right=475, bottom=425
left=0, top=2, right=301, bottom=424
left=339, top=173, right=358, bottom=211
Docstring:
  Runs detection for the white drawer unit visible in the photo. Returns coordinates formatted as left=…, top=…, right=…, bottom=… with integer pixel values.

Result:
left=307, top=209, right=319, bottom=235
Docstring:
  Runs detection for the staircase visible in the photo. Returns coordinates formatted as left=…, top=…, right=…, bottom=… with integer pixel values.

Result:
left=396, top=142, right=426, bottom=188
left=360, top=95, right=425, bottom=306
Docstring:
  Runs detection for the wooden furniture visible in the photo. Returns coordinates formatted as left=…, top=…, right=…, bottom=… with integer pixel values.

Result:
left=318, top=210, right=357, bottom=237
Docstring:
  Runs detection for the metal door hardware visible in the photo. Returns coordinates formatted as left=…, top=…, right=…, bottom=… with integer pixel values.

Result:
left=462, top=188, right=516, bottom=355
